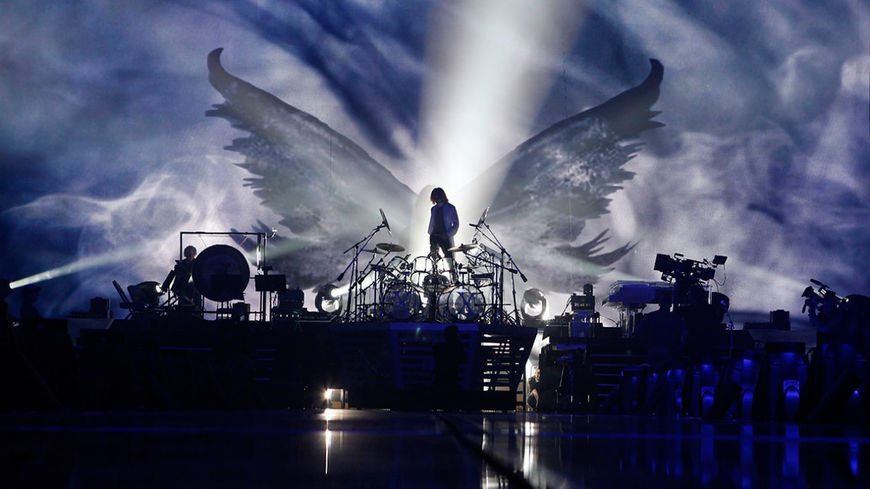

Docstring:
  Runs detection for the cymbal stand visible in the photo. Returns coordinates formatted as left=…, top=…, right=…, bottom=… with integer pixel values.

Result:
left=337, top=221, right=387, bottom=322
left=468, top=234, right=498, bottom=324
left=474, top=221, right=527, bottom=325
left=356, top=250, right=392, bottom=320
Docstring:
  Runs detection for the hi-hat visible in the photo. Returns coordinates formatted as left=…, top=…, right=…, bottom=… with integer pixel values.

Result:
left=447, top=243, right=478, bottom=253
left=376, top=243, right=406, bottom=253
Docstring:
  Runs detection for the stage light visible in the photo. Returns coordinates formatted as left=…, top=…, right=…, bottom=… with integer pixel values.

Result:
left=127, top=281, right=163, bottom=308
left=521, top=288, right=548, bottom=320
left=324, top=388, right=334, bottom=401
left=315, top=284, right=343, bottom=315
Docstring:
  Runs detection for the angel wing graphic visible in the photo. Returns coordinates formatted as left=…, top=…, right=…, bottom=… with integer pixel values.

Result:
left=206, top=48, right=663, bottom=292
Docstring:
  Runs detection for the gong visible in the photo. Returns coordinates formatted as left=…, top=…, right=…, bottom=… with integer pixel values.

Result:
left=192, top=244, right=250, bottom=302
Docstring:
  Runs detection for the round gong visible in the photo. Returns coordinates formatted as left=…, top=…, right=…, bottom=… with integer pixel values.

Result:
left=192, top=244, right=250, bottom=302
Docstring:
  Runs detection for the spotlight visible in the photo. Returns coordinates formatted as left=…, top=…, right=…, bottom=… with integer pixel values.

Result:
left=521, top=288, right=548, bottom=321
left=127, top=281, right=163, bottom=308
left=324, top=388, right=334, bottom=401
left=315, top=284, right=343, bottom=315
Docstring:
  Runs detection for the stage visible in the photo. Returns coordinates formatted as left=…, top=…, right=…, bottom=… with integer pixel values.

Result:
left=4, top=316, right=535, bottom=412
left=3, top=409, right=869, bottom=488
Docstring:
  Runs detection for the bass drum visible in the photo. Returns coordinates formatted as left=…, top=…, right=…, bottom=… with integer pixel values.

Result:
left=381, top=281, right=424, bottom=321
left=437, top=285, right=485, bottom=323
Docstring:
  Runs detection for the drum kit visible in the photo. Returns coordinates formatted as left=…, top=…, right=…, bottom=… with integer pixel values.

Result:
left=334, top=208, right=527, bottom=325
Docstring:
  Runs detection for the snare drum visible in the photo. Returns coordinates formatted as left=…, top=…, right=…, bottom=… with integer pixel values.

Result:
left=381, top=282, right=424, bottom=320
left=437, top=285, right=485, bottom=323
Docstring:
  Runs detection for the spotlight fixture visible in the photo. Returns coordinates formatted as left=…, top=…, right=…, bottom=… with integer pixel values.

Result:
left=521, top=288, right=548, bottom=321
left=315, top=284, right=343, bottom=315
left=127, top=281, right=163, bottom=309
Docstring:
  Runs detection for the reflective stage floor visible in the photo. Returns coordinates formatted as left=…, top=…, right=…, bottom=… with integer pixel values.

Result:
left=2, top=410, right=869, bottom=488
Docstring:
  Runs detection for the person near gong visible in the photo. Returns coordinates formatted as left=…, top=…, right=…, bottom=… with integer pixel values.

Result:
left=164, top=245, right=201, bottom=311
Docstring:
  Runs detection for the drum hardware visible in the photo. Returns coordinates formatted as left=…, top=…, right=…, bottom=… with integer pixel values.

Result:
left=438, top=285, right=485, bottom=323
left=447, top=243, right=478, bottom=253
left=381, top=282, right=424, bottom=320
left=422, top=273, right=451, bottom=291
left=334, top=213, right=393, bottom=321
left=376, top=243, right=406, bottom=253
left=329, top=206, right=528, bottom=325
left=467, top=208, right=527, bottom=325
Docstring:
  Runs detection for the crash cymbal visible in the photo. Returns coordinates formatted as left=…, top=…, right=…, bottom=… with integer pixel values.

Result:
left=447, top=243, right=478, bottom=253
left=376, top=243, right=406, bottom=253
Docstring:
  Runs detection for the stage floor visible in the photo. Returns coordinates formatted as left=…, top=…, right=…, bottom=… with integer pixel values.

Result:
left=2, top=410, right=869, bottom=488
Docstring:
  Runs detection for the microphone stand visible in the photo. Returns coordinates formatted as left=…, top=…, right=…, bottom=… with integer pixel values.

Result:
left=473, top=220, right=528, bottom=325
left=337, top=221, right=387, bottom=322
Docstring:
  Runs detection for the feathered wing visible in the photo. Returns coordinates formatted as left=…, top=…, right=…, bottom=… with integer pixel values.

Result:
left=471, top=59, right=664, bottom=292
left=206, top=48, right=416, bottom=288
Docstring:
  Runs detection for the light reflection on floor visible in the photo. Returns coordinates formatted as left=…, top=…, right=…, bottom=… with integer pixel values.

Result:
left=1, top=410, right=868, bottom=488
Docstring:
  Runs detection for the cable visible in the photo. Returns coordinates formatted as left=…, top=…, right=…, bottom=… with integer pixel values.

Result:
left=561, top=296, right=571, bottom=316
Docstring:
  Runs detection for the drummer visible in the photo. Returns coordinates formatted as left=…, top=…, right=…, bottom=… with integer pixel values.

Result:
left=427, top=187, right=459, bottom=277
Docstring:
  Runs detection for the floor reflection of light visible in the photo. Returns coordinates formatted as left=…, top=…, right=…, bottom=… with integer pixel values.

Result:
left=323, top=408, right=339, bottom=422
left=522, top=420, right=537, bottom=478
left=783, top=425, right=799, bottom=479
left=324, top=427, right=331, bottom=475
left=481, top=417, right=489, bottom=451
left=323, top=408, right=340, bottom=476
left=850, top=440, right=859, bottom=477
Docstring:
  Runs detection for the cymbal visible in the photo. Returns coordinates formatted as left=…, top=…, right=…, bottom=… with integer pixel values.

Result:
left=447, top=243, right=478, bottom=253
left=363, top=248, right=388, bottom=254
left=376, top=243, right=406, bottom=253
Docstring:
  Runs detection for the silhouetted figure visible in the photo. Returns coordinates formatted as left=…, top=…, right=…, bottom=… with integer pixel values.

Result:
left=427, top=187, right=459, bottom=263
left=166, top=245, right=201, bottom=310
left=528, top=367, right=541, bottom=411
left=426, top=188, right=459, bottom=319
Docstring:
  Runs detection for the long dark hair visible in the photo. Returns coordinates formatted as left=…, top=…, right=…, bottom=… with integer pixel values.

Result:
left=430, top=187, right=448, bottom=204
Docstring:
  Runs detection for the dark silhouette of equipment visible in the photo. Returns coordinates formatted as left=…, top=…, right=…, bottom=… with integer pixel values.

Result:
left=654, top=253, right=726, bottom=282
left=192, top=245, right=250, bottom=302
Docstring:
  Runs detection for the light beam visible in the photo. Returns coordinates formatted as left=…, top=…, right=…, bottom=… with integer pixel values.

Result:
left=416, top=0, right=589, bottom=254
left=9, top=246, right=148, bottom=290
